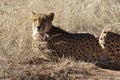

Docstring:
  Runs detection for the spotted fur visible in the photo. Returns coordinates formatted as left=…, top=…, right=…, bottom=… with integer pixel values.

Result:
left=99, top=26, right=120, bottom=67
left=31, top=12, right=110, bottom=64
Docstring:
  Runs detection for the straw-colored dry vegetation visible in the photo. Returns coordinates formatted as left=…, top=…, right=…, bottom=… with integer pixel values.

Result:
left=0, top=0, right=120, bottom=80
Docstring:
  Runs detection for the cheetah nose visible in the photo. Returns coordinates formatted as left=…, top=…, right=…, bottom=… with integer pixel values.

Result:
left=37, top=26, right=41, bottom=29
left=37, top=26, right=44, bottom=31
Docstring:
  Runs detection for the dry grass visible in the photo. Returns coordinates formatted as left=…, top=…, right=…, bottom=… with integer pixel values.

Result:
left=1, top=56, right=120, bottom=80
left=0, top=0, right=120, bottom=80
left=0, top=57, right=97, bottom=80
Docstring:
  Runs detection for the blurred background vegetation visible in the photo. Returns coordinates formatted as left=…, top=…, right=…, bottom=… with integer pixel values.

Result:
left=0, top=0, right=120, bottom=60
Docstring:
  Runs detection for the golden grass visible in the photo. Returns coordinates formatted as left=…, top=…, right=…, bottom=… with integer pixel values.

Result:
left=0, top=0, right=120, bottom=57
left=0, top=0, right=120, bottom=80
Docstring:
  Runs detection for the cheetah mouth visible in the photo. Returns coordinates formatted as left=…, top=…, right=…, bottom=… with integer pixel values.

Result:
left=37, top=25, right=45, bottom=31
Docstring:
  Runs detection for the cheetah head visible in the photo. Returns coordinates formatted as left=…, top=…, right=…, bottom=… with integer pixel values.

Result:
left=31, top=12, right=54, bottom=37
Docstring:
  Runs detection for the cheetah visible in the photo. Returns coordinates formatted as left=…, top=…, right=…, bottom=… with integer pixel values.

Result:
left=99, top=26, right=120, bottom=68
left=31, top=12, right=110, bottom=64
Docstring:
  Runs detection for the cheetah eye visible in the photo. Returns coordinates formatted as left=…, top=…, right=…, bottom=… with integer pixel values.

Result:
left=104, top=31, right=107, bottom=33
left=33, top=19, right=37, bottom=21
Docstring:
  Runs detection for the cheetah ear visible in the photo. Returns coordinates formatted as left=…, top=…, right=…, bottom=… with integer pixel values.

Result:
left=31, top=11, right=36, bottom=15
left=48, top=13, right=54, bottom=21
left=31, top=11, right=36, bottom=19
